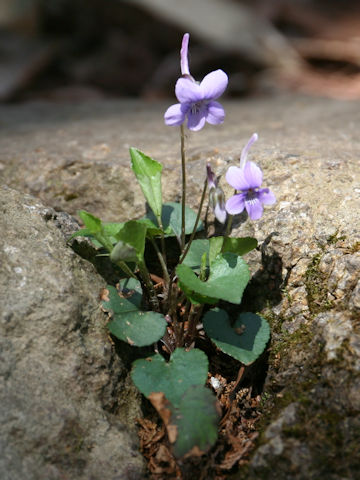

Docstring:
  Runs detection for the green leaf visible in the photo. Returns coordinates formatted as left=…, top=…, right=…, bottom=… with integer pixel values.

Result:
left=68, top=228, right=92, bottom=240
left=130, top=148, right=163, bottom=220
left=131, top=348, right=208, bottom=407
left=102, top=280, right=142, bottom=313
left=103, top=282, right=166, bottom=346
left=136, top=217, right=163, bottom=237
left=176, top=252, right=250, bottom=305
left=171, top=386, right=219, bottom=457
left=110, top=241, right=138, bottom=263
left=207, top=236, right=257, bottom=263
left=78, top=210, right=102, bottom=234
left=145, top=202, right=203, bottom=239
left=222, top=237, right=257, bottom=256
left=182, top=239, right=210, bottom=271
left=103, top=222, right=125, bottom=242
left=113, top=220, right=148, bottom=262
left=209, top=237, right=224, bottom=264
left=203, top=308, right=270, bottom=365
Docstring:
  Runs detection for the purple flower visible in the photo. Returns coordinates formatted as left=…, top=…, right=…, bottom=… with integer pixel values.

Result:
left=225, top=134, right=276, bottom=220
left=164, top=33, right=228, bottom=131
left=207, top=163, right=227, bottom=224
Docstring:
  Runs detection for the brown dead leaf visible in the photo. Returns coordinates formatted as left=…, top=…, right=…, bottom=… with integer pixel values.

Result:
left=166, top=424, right=178, bottom=445
left=99, top=288, right=109, bottom=302
left=137, top=417, right=165, bottom=449
left=149, top=392, right=172, bottom=425
left=183, top=445, right=205, bottom=459
left=149, top=392, right=178, bottom=444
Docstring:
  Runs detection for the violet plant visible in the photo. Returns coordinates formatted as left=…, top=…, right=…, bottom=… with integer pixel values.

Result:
left=71, top=33, right=275, bottom=458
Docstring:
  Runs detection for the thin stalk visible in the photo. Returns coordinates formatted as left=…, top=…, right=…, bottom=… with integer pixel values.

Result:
left=97, top=234, right=115, bottom=254
left=180, top=124, right=186, bottom=251
left=224, top=214, right=233, bottom=240
left=179, top=178, right=207, bottom=264
left=115, top=260, right=138, bottom=280
left=156, top=216, right=167, bottom=266
left=137, top=261, right=160, bottom=311
left=223, top=188, right=236, bottom=244
left=185, top=304, right=204, bottom=347
left=150, top=237, right=170, bottom=286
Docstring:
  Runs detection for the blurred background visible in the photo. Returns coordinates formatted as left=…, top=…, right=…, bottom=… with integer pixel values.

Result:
left=1, top=0, right=360, bottom=103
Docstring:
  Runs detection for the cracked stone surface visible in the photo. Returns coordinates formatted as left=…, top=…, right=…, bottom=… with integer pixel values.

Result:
left=0, top=186, right=145, bottom=480
left=1, top=94, right=359, bottom=479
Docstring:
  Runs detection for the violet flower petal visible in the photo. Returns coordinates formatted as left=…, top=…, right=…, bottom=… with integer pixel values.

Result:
left=200, top=69, right=228, bottom=100
left=175, top=77, right=202, bottom=103
left=243, top=161, right=263, bottom=188
left=187, top=106, right=207, bottom=131
left=164, top=103, right=186, bottom=126
left=245, top=197, right=263, bottom=220
left=214, top=202, right=227, bottom=224
left=200, top=70, right=228, bottom=100
left=206, top=163, right=217, bottom=190
left=206, top=101, right=225, bottom=125
left=180, top=33, right=190, bottom=76
left=240, top=133, right=258, bottom=168
left=225, top=166, right=250, bottom=190
left=225, top=193, right=246, bottom=215
left=258, top=188, right=276, bottom=205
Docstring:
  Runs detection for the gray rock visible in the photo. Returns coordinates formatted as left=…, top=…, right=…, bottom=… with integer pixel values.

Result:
left=0, top=186, right=145, bottom=480
left=0, top=95, right=359, bottom=479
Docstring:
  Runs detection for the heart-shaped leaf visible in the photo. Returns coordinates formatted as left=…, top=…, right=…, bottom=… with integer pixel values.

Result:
left=171, top=386, right=219, bottom=457
left=177, top=252, right=250, bottom=305
left=203, top=308, right=270, bottom=365
left=222, top=236, right=257, bottom=255
left=131, top=348, right=208, bottom=407
left=182, top=239, right=210, bottom=271
left=130, top=148, right=163, bottom=220
left=145, top=202, right=203, bottom=239
left=102, top=281, right=166, bottom=346
left=207, top=236, right=257, bottom=263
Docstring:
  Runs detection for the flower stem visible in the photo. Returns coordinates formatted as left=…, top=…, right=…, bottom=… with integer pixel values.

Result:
left=185, top=304, right=204, bottom=348
left=115, top=260, right=138, bottom=280
left=223, top=188, right=236, bottom=244
left=179, top=178, right=207, bottom=264
left=150, top=237, right=170, bottom=287
left=180, top=124, right=186, bottom=251
left=224, top=214, right=233, bottom=240
left=137, top=261, right=160, bottom=311
left=156, top=216, right=167, bottom=267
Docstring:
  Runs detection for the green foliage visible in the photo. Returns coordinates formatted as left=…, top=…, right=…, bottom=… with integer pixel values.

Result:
left=222, top=236, right=258, bottom=255
left=78, top=210, right=102, bottom=234
left=112, top=220, right=148, bottom=263
left=70, top=213, right=125, bottom=250
left=203, top=308, right=270, bottom=365
left=102, top=281, right=166, bottom=346
left=171, top=385, right=219, bottom=457
left=71, top=141, right=273, bottom=461
left=110, top=240, right=138, bottom=263
left=176, top=252, right=250, bottom=305
left=130, top=148, right=163, bottom=220
left=182, top=236, right=257, bottom=271
left=131, top=348, right=208, bottom=407
left=182, top=239, right=209, bottom=271
left=145, top=202, right=203, bottom=239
